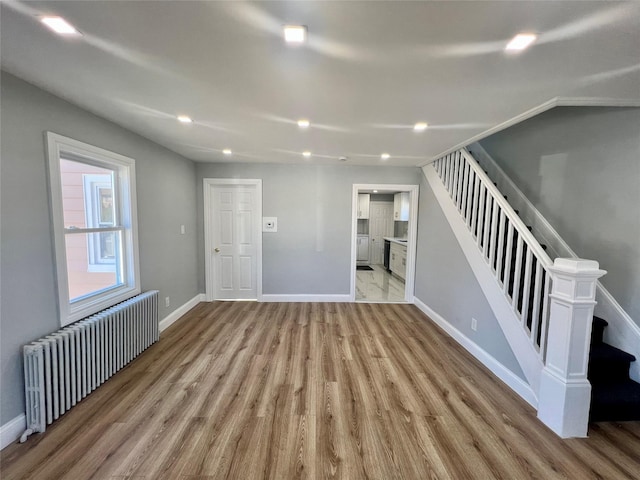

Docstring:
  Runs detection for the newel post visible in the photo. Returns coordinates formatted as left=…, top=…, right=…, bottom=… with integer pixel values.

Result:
left=537, top=258, right=606, bottom=438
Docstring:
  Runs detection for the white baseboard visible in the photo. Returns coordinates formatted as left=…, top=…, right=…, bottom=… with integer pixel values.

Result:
left=413, top=296, right=538, bottom=408
left=261, top=294, right=352, bottom=303
left=1, top=414, right=26, bottom=451
left=159, top=293, right=206, bottom=333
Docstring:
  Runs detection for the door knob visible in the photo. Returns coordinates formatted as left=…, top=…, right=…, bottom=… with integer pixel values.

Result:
left=214, top=247, right=220, bottom=253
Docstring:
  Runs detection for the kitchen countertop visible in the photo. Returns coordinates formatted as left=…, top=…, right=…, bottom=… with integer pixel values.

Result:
left=384, top=237, right=408, bottom=246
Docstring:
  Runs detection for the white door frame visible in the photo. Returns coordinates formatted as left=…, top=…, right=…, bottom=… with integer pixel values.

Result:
left=203, top=178, right=263, bottom=301
left=350, top=184, right=419, bottom=303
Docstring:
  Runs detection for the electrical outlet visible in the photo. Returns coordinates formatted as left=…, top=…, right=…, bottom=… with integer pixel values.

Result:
left=165, top=296, right=170, bottom=308
left=471, top=317, right=478, bottom=331
left=180, top=225, right=185, bottom=235
left=263, top=217, right=278, bottom=232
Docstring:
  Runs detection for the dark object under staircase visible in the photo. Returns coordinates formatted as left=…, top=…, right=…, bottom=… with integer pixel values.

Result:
left=589, top=316, right=640, bottom=422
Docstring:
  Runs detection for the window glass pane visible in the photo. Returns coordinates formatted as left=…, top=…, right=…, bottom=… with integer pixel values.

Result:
left=60, top=158, right=115, bottom=229
left=65, top=231, right=123, bottom=302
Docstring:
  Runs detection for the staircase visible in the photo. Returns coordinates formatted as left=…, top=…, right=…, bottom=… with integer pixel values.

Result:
left=427, top=147, right=640, bottom=434
left=589, top=316, right=640, bottom=422
left=470, top=140, right=640, bottom=385
left=469, top=146, right=640, bottom=423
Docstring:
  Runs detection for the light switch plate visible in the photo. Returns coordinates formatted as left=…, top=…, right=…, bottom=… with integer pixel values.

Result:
left=263, top=217, right=278, bottom=232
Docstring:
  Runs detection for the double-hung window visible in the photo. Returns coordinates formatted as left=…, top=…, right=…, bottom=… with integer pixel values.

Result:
left=47, top=133, right=140, bottom=326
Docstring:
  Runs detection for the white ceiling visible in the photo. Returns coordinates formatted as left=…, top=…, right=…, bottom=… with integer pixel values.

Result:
left=2, top=1, right=639, bottom=167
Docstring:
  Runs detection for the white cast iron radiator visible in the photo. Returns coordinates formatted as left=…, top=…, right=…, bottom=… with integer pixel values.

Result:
left=21, top=290, right=159, bottom=442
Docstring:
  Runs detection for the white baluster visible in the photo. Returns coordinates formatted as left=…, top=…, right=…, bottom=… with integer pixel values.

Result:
left=447, top=154, right=454, bottom=194
left=458, top=160, right=468, bottom=212
left=443, top=155, right=449, bottom=189
left=451, top=153, right=459, bottom=200
left=511, top=236, right=524, bottom=307
left=502, top=223, right=515, bottom=294
left=476, top=184, right=486, bottom=247
left=463, top=162, right=473, bottom=220
left=488, top=199, right=499, bottom=269
left=520, top=248, right=533, bottom=324
left=529, top=261, right=543, bottom=348
left=495, top=210, right=506, bottom=282
left=453, top=152, right=462, bottom=207
left=539, top=270, right=551, bottom=359
left=482, top=195, right=493, bottom=259
left=469, top=174, right=480, bottom=233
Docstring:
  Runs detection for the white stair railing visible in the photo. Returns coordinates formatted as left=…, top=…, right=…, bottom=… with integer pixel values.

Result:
left=433, top=148, right=554, bottom=363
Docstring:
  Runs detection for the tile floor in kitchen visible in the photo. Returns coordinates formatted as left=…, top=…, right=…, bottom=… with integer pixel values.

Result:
left=356, top=264, right=406, bottom=302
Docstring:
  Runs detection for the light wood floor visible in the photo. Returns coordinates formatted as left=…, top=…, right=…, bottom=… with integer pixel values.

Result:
left=2, top=302, right=640, bottom=479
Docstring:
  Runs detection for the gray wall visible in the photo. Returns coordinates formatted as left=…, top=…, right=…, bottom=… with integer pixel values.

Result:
left=480, top=107, right=640, bottom=327
left=0, top=72, right=200, bottom=424
left=196, top=163, right=421, bottom=294
left=414, top=174, right=525, bottom=379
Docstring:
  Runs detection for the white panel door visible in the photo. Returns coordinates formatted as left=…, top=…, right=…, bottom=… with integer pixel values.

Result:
left=210, top=184, right=258, bottom=299
left=369, top=202, right=394, bottom=264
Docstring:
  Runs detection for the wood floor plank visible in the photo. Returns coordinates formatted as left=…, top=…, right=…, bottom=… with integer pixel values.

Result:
left=2, top=302, right=640, bottom=479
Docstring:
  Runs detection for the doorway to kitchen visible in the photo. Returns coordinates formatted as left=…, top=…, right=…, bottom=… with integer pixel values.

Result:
left=350, top=184, right=419, bottom=303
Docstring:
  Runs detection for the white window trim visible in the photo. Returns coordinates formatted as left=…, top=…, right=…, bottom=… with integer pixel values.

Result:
left=46, top=132, right=141, bottom=327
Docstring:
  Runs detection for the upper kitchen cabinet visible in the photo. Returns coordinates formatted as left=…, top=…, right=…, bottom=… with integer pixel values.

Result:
left=393, top=192, right=409, bottom=221
left=357, top=193, right=370, bottom=219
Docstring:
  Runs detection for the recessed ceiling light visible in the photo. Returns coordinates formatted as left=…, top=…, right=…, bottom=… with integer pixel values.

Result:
left=284, top=25, right=307, bottom=44
left=302, top=151, right=312, bottom=158
left=223, top=149, right=232, bottom=155
left=414, top=122, right=428, bottom=132
left=381, top=153, right=390, bottom=160
left=373, top=190, right=378, bottom=193
left=297, top=119, right=310, bottom=128
left=505, top=33, right=537, bottom=51
left=40, top=16, right=81, bottom=36
left=177, top=115, right=192, bottom=123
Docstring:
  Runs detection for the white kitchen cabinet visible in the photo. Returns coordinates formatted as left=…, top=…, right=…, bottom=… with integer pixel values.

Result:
left=356, top=235, right=370, bottom=262
left=398, top=248, right=407, bottom=281
left=393, top=192, right=409, bottom=221
left=389, top=242, right=407, bottom=281
left=357, top=194, right=370, bottom=219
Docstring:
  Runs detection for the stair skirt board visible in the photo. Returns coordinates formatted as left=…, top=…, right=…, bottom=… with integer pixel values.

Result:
left=470, top=141, right=640, bottom=384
